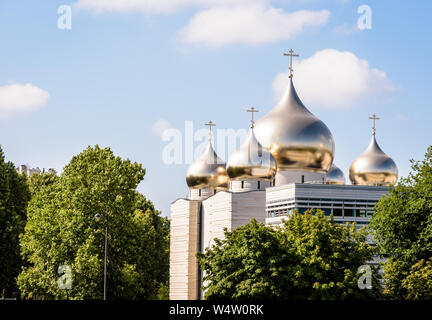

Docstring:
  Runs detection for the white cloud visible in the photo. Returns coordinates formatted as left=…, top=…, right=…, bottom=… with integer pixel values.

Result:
left=272, top=49, right=396, bottom=109
left=0, top=82, right=50, bottom=117
left=333, top=23, right=360, bottom=35
left=74, top=1, right=330, bottom=47
left=152, top=118, right=173, bottom=137
left=178, top=6, right=330, bottom=47
left=74, top=0, right=265, bottom=14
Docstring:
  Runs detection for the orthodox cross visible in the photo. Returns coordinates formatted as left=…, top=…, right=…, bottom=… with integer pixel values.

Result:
left=284, top=49, right=299, bottom=78
left=205, top=120, right=216, bottom=141
left=369, top=114, right=380, bottom=136
left=247, top=107, right=259, bottom=128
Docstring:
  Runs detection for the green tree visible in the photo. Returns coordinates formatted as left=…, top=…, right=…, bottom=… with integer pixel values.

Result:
left=17, top=145, right=169, bottom=300
left=402, top=258, right=432, bottom=300
left=369, top=146, right=432, bottom=299
left=198, top=210, right=378, bottom=300
left=27, top=169, right=59, bottom=196
left=0, top=146, right=31, bottom=298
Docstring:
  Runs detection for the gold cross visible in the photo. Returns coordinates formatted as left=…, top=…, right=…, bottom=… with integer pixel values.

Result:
left=205, top=120, right=216, bottom=141
left=246, top=107, right=259, bottom=128
left=283, top=49, right=299, bottom=78
left=369, top=114, right=380, bottom=136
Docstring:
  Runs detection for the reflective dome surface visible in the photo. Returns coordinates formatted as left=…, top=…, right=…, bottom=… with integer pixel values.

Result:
left=325, top=164, right=346, bottom=185
left=186, top=142, right=228, bottom=190
left=254, top=79, right=334, bottom=172
left=349, top=135, right=398, bottom=186
left=226, top=129, right=276, bottom=181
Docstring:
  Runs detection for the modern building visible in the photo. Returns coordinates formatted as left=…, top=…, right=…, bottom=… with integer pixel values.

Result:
left=169, top=51, right=398, bottom=300
left=16, top=164, right=55, bottom=176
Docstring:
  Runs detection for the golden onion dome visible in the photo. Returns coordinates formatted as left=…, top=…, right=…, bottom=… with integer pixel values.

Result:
left=226, top=128, right=276, bottom=181
left=254, top=78, right=334, bottom=172
left=186, top=141, right=228, bottom=190
left=349, top=135, right=398, bottom=186
left=325, top=164, right=346, bottom=185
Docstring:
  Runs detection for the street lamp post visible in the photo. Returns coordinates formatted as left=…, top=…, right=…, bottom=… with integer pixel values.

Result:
left=95, top=211, right=109, bottom=300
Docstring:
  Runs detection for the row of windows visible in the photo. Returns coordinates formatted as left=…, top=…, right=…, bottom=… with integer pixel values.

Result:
left=267, top=208, right=374, bottom=218
left=267, top=202, right=375, bottom=210
left=267, top=198, right=379, bottom=205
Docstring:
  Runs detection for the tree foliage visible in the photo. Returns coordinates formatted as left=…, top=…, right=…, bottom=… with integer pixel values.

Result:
left=369, top=146, right=432, bottom=299
left=198, top=209, right=378, bottom=300
left=403, top=258, right=432, bottom=300
left=27, top=169, right=59, bottom=197
left=17, top=145, right=169, bottom=300
left=0, top=146, right=31, bottom=298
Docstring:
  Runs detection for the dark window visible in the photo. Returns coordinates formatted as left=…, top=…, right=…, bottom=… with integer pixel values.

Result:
left=344, top=209, right=355, bottom=217
left=333, top=208, right=343, bottom=216
left=357, top=210, right=367, bottom=217
left=323, top=209, right=332, bottom=216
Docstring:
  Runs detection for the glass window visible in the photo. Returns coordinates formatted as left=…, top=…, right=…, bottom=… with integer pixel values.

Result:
left=357, top=210, right=367, bottom=217
left=333, top=209, right=343, bottom=216
left=344, top=209, right=355, bottom=217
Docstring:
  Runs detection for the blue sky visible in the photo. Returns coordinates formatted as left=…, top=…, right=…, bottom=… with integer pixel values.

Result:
left=0, top=0, right=431, bottom=216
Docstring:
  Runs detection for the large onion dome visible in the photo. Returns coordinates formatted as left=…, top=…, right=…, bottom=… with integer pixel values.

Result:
left=254, top=78, right=334, bottom=173
left=325, top=164, right=346, bottom=185
left=226, top=128, right=276, bottom=181
left=349, top=135, right=398, bottom=186
left=186, top=141, right=228, bottom=190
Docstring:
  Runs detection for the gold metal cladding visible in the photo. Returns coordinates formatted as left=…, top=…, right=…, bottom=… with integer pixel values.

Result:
left=254, top=78, right=335, bottom=172
left=186, top=142, right=228, bottom=190
left=349, top=135, right=398, bottom=186
left=325, top=164, right=346, bottom=185
left=226, top=128, right=276, bottom=181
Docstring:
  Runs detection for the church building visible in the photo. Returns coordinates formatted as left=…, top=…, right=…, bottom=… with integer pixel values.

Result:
left=169, top=50, right=398, bottom=300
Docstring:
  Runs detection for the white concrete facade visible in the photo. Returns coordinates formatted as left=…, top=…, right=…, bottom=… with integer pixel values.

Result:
left=169, top=199, right=201, bottom=300
left=275, top=170, right=326, bottom=186
left=202, top=190, right=266, bottom=250
left=229, top=180, right=272, bottom=192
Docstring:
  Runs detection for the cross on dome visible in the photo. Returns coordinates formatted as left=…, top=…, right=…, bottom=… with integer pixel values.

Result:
left=246, top=107, right=259, bottom=128
left=205, top=120, right=216, bottom=141
left=283, top=49, right=299, bottom=78
left=369, top=114, right=380, bottom=136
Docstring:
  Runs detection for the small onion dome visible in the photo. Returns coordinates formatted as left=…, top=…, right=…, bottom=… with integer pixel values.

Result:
left=325, top=164, right=346, bottom=185
left=254, top=78, right=334, bottom=173
left=186, top=141, right=228, bottom=190
left=226, top=128, right=276, bottom=181
left=349, top=135, right=398, bottom=186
